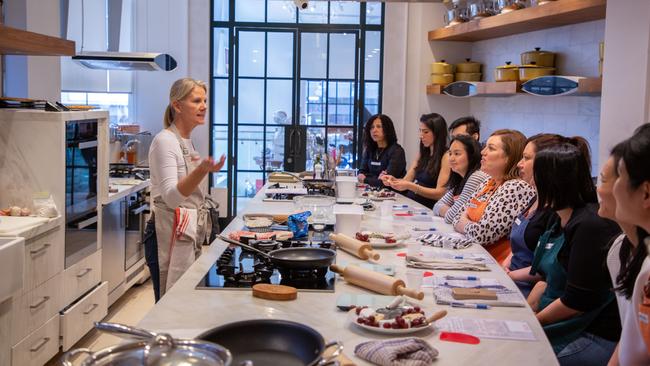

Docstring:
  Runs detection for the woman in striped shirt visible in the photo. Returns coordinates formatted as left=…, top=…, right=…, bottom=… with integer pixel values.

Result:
left=433, top=135, right=489, bottom=224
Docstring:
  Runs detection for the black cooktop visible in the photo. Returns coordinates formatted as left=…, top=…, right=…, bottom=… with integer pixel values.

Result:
left=196, top=230, right=336, bottom=292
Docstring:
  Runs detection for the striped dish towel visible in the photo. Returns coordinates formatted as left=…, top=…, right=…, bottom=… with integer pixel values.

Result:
left=174, top=207, right=197, bottom=240
left=354, top=337, right=438, bottom=366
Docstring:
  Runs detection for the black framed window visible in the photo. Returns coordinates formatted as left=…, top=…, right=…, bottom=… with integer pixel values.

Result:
left=210, top=0, right=384, bottom=217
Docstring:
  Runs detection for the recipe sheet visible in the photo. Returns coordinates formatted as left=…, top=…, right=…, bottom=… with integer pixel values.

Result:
left=438, top=317, right=537, bottom=341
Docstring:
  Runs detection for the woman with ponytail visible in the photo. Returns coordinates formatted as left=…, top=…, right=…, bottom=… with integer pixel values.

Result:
left=148, top=78, right=226, bottom=298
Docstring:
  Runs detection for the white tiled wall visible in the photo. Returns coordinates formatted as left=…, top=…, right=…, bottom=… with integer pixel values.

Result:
left=469, top=20, right=605, bottom=172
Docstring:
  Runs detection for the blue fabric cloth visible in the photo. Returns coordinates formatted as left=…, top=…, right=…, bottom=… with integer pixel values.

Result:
left=509, top=213, right=534, bottom=271
left=556, top=332, right=617, bottom=366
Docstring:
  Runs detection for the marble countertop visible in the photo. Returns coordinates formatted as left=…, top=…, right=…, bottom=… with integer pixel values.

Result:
left=137, top=187, right=558, bottom=365
left=0, top=215, right=63, bottom=239
left=102, top=179, right=150, bottom=205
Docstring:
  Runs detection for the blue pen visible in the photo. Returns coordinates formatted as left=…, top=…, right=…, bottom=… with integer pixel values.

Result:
left=445, top=275, right=479, bottom=281
left=450, top=302, right=490, bottom=310
left=413, top=227, right=437, bottom=231
left=393, top=204, right=409, bottom=209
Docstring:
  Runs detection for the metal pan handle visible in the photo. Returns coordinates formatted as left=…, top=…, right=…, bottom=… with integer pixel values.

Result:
left=217, top=235, right=271, bottom=259
left=61, top=348, right=93, bottom=366
left=318, top=340, right=343, bottom=366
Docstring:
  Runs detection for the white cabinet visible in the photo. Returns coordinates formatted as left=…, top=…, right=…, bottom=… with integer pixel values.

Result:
left=23, top=227, right=64, bottom=294
left=63, top=249, right=103, bottom=307
left=60, top=281, right=109, bottom=351
left=11, top=273, right=62, bottom=345
left=11, top=315, right=60, bottom=366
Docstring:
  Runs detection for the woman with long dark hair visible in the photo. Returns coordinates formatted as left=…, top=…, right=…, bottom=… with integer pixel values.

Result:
left=432, top=135, right=488, bottom=223
left=357, top=114, right=406, bottom=187
left=504, top=134, right=588, bottom=297
left=610, top=124, right=650, bottom=365
left=382, top=113, right=450, bottom=207
left=527, top=143, right=620, bottom=364
left=601, top=142, right=647, bottom=365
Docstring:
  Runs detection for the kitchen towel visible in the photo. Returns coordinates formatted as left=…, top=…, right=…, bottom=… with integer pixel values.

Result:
left=417, top=232, right=473, bottom=249
left=354, top=337, right=438, bottom=366
left=406, top=256, right=489, bottom=271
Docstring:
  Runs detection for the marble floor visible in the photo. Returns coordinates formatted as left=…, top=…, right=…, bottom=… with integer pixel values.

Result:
left=46, top=280, right=155, bottom=365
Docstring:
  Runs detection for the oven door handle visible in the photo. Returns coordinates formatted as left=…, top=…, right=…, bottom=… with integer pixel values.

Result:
left=77, top=215, right=98, bottom=229
left=130, top=204, right=149, bottom=216
left=78, top=140, right=98, bottom=150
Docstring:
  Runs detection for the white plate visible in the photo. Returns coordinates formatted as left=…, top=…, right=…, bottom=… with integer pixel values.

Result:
left=348, top=310, right=434, bottom=335
left=368, top=239, right=404, bottom=248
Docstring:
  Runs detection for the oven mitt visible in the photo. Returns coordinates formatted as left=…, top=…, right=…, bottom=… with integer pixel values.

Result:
left=354, top=337, right=438, bottom=366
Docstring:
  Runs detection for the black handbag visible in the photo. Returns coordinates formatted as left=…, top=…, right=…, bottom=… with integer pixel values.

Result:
left=205, top=196, right=221, bottom=245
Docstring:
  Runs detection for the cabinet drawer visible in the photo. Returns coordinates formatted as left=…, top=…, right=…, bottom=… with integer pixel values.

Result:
left=12, top=314, right=60, bottom=366
left=61, top=281, right=108, bottom=351
left=63, top=249, right=102, bottom=306
left=12, top=273, right=62, bottom=345
left=23, top=227, right=64, bottom=293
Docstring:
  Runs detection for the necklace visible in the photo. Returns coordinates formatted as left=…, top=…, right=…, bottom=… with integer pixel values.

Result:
left=375, top=148, right=384, bottom=160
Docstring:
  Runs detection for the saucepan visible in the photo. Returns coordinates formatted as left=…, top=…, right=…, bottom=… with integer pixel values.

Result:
left=218, top=235, right=336, bottom=270
left=197, top=319, right=342, bottom=366
left=62, top=322, right=232, bottom=366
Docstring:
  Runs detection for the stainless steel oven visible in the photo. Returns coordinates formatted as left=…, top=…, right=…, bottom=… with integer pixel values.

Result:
left=125, top=191, right=148, bottom=272
left=65, top=119, right=99, bottom=268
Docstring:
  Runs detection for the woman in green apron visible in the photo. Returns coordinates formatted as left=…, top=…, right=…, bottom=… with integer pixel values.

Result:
left=148, top=78, right=226, bottom=297
left=529, top=143, right=621, bottom=365
left=611, top=124, right=650, bottom=365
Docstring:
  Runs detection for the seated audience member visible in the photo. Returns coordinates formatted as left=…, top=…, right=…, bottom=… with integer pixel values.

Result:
left=528, top=143, right=621, bottom=365
left=432, top=135, right=489, bottom=223
left=600, top=142, right=648, bottom=366
left=382, top=113, right=450, bottom=208
left=358, top=114, right=406, bottom=187
left=448, top=116, right=481, bottom=141
left=453, top=129, right=535, bottom=263
left=611, top=124, right=650, bottom=365
left=504, top=134, right=588, bottom=297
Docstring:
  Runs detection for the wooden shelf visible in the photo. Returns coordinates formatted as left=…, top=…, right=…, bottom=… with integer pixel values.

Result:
left=428, top=0, right=606, bottom=42
left=426, top=78, right=601, bottom=97
left=0, top=25, right=75, bottom=56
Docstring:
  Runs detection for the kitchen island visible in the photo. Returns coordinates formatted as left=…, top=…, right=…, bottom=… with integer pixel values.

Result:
left=137, top=185, right=558, bottom=365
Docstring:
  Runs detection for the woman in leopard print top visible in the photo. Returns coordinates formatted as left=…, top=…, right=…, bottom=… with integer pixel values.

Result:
left=453, top=129, right=535, bottom=263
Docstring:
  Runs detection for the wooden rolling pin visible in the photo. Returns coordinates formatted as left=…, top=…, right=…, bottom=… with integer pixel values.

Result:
left=330, top=233, right=381, bottom=261
left=330, top=264, right=424, bottom=300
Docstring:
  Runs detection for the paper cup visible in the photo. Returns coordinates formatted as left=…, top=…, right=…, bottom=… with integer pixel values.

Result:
left=406, top=240, right=422, bottom=257
left=333, top=204, right=364, bottom=237
left=405, top=269, right=424, bottom=289
left=380, top=200, right=393, bottom=217
left=336, top=176, right=357, bottom=200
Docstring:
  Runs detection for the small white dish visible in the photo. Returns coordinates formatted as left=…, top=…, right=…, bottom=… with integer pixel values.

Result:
left=347, top=309, right=434, bottom=335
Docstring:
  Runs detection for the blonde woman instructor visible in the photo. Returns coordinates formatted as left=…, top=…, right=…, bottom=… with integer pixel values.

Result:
left=149, top=78, right=225, bottom=297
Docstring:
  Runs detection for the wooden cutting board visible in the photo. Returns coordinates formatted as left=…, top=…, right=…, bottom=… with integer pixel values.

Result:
left=252, top=284, right=298, bottom=301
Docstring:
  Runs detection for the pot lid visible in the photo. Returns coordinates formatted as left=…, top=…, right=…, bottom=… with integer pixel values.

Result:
left=522, top=47, right=555, bottom=55
left=519, top=63, right=555, bottom=70
left=432, top=59, right=451, bottom=66
left=496, top=61, right=518, bottom=69
left=457, top=58, right=481, bottom=65
left=63, top=323, right=232, bottom=366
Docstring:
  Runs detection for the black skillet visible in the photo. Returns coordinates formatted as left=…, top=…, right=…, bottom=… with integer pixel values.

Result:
left=197, top=319, right=341, bottom=366
left=217, top=235, right=336, bottom=270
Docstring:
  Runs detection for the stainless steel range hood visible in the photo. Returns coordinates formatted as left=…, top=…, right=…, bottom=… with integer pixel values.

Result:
left=72, top=52, right=178, bottom=72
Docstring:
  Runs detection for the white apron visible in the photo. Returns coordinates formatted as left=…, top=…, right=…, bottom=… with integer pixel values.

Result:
left=153, top=125, right=210, bottom=296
